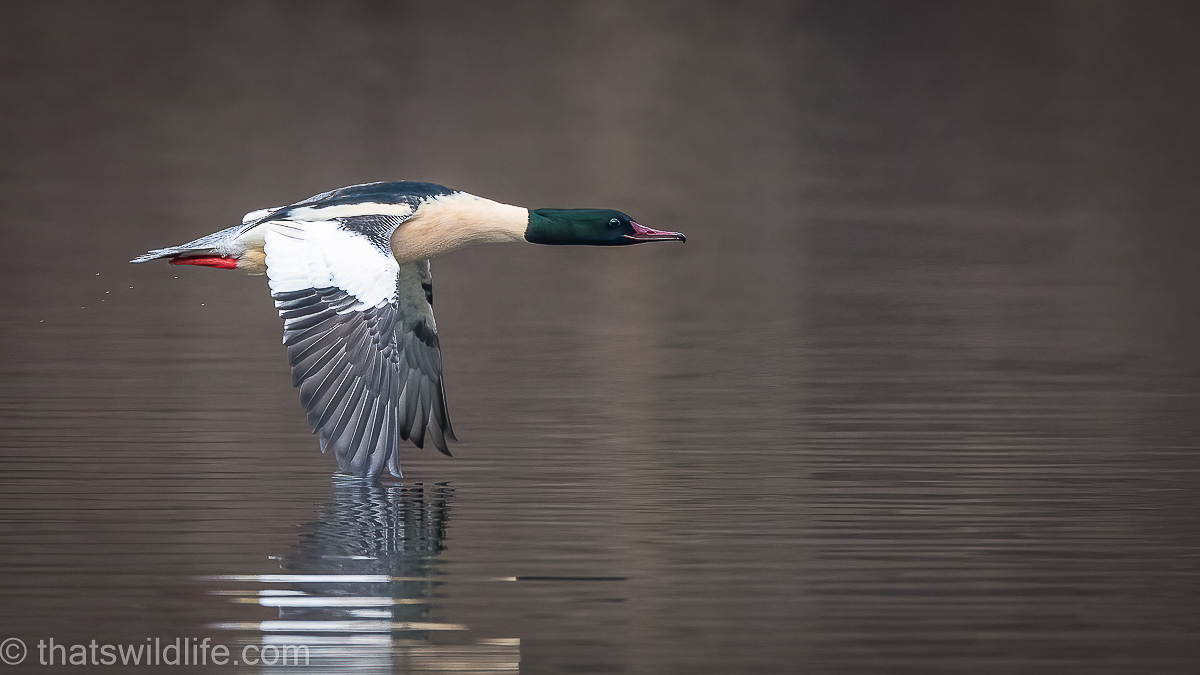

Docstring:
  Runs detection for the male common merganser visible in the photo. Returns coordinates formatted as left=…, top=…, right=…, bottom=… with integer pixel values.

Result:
left=131, top=181, right=685, bottom=478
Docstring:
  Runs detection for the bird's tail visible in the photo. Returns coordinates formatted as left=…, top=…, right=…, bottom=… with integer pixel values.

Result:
left=129, top=224, right=245, bottom=263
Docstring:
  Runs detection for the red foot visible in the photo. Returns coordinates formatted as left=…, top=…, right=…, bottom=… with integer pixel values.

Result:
left=170, top=255, right=239, bottom=269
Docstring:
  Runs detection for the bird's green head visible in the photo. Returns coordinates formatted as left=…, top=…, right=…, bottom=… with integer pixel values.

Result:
left=525, top=209, right=686, bottom=246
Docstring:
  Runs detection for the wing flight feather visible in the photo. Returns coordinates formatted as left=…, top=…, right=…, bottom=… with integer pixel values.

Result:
left=263, top=219, right=454, bottom=478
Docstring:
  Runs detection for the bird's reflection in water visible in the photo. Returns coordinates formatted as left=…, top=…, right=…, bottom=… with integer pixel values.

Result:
left=208, top=477, right=518, bottom=673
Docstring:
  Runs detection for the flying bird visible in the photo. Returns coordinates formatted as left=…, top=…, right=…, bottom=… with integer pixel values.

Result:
left=131, top=181, right=685, bottom=478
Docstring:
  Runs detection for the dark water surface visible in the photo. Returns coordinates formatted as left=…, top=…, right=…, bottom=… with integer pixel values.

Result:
left=2, top=2, right=1200, bottom=673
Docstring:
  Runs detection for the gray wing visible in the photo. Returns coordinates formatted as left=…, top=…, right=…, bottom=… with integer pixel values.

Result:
left=393, top=260, right=457, bottom=463
left=271, top=256, right=455, bottom=478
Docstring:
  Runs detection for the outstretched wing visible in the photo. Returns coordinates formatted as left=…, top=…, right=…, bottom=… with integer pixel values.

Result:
left=263, top=220, right=454, bottom=478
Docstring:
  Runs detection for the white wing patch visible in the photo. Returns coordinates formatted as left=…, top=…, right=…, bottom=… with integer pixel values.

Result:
left=265, top=222, right=399, bottom=312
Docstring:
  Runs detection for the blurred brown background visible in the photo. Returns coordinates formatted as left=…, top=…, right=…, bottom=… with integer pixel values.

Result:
left=1, top=2, right=1199, bottom=673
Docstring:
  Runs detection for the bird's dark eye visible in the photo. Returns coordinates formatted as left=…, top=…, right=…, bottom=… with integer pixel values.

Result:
left=608, top=218, right=622, bottom=228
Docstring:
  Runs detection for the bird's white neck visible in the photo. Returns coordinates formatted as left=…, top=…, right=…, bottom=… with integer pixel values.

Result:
left=390, top=192, right=528, bottom=263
